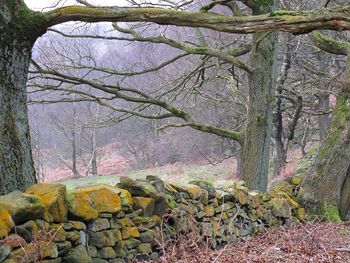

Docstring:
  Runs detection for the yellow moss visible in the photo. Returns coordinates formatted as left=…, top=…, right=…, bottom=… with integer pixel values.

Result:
left=203, top=206, right=215, bottom=217
left=26, top=183, right=67, bottom=223
left=269, top=198, right=292, bottom=218
left=114, top=187, right=133, bottom=207
left=66, top=185, right=122, bottom=221
left=291, top=176, right=303, bottom=186
left=151, top=215, right=162, bottom=226
left=0, top=206, right=12, bottom=238
left=51, top=224, right=66, bottom=242
left=118, top=218, right=129, bottom=228
left=122, top=226, right=140, bottom=239
left=235, top=190, right=250, bottom=205
left=296, top=208, right=305, bottom=221
left=67, top=190, right=98, bottom=221
left=186, top=185, right=204, bottom=200
left=277, top=192, right=300, bottom=209
left=133, top=197, right=155, bottom=217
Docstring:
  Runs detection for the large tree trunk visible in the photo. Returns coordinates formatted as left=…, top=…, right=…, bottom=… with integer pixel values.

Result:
left=0, top=0, right=47, bottom=194
left=0, top=42, right=37, bottom=195
left=240, top=3, right=277, bottom=192
left=298, top=87, right=350, bottom=222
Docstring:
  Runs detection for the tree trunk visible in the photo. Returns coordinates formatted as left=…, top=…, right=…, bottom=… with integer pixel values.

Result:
left=90, top=127, right=98, bottom=176
left=0, top=42, right=37, bottom=195
left=0, top=0, right=48, bottom=194
left=298, top=87, right=350, bottom=222
left=240, top=3, right=277, bottom=191
left=71, top=104, right=80, bottom=178
left=318, top=92, right=331, bottom=141
left=91, top=150, right=98, bottom=176
left=235, top=149, right=241, bottom=177
left=273, top=36, right=292, bottom=177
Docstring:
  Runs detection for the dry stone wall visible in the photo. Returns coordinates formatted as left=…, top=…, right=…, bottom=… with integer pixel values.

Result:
left=0, top=175, right=304, bottom=263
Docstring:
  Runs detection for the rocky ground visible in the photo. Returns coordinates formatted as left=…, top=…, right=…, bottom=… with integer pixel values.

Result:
left=154, top=222, right=350, bottom=263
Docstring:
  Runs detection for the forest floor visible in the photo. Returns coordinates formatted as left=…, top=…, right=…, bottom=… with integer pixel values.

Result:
left=155, top=222, right=350, bottom=263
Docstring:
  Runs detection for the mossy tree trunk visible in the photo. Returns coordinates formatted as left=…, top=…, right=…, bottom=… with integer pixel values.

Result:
left=298, top=33, right=350, bottom=222
left=0, top=42, right=36, bottom=195
left=298, top=88, right=350, bottom=221
left=318, top=92, right=331, bottom=141
left=240, top=2, right=277, bottom=192
left=0, top=0, right=46, bottom=194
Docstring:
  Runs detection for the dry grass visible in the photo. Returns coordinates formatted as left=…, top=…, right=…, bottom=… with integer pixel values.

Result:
left=0, top=225, right=62, bottom=263
left=150, top=222, right=350, bottom=263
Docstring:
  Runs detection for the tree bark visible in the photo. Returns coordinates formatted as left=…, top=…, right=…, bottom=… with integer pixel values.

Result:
left=44, top=5, right=350, bottom=34
left=0, top=41, right=36, bottom=195
left=240, top=3, right=277, bottom=192
left=318, top=92, right=331, bottom=141
left=298, top=87, right=350, bottom=221
left=298, top=32, right=350, bottom=221
left=273, top=36, right=292, bottom=177
left=0, top=0, right=47, bottom=194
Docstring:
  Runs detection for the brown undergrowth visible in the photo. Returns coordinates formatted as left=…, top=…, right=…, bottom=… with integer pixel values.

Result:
left=146, top=222, right=350, bottom=263
left=0, top=225, right=61, bottom=263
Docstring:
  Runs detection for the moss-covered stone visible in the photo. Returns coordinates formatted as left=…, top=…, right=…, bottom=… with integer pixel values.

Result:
left=189, top=181, right=216, bottom=199
left=66, top=230, right=80, bottom=243
left=66, top=185, right=122, bottom=221
left=0, top=206, right=12, bottom=238
left=26, top=183, right=68, bottom=223
left=15, top=220, right=39, bottom=242
left=114, top=246, right=127, bottom=258
left=153, top=194, right=170, bottom=216
left=117, top=177, right=158, bottom=197
left=277, top=192, right=299, bottom=209
left=63, top=245, right=92, bottom=263
left=0, top=191, right=44, bottom=224
left=235, top=190, right=250, bottom=205
left=139, top=230, right=155, bottom=243
left=64, top=220, right=86, bottom=231
left=0, top=245, right=11, bottom=262
left=89, top=229, right=121, bottom=248
left=113, top=187, right=133, bottom=207
left=112, top=217, right=133, bottom=229
left=98, top=247, right=116, bottom=259
left=57, top=241, right=72, bottom=257
left=9, top=242, right=58, bottom=261
left=136, top=243, right=152, bottom=254
left=296, top=208, right=305, bottom=221
left=88, top=218, right=110, bottom=232
left=133, top=197, right=155, bottom=217
left=122, top=238, right=142, bottom=249
left=269, top=198, right=292, bottom=218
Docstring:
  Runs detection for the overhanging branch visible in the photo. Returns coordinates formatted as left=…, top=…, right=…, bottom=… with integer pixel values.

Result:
left=44, top=5, right=350, bottom=34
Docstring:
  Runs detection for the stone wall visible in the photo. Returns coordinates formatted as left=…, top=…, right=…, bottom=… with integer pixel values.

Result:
left=0, top=176, right=304, bottom=263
